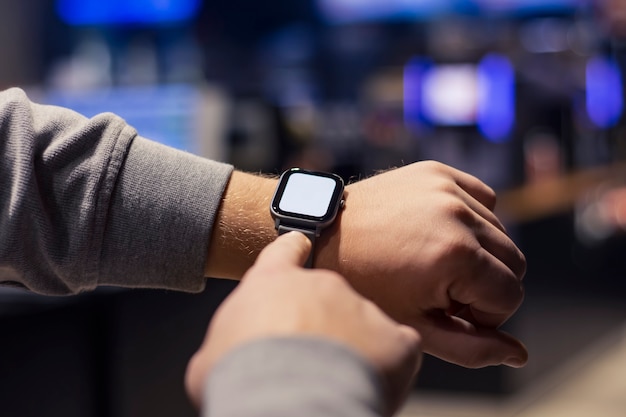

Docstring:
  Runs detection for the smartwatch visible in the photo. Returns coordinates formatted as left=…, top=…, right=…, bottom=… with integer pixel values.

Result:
left=270, top=168, right=345, bottom=268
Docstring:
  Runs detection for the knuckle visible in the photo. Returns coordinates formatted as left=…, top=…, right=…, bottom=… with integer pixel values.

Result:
left=444, top=230, right=480, bottom=257
left=446, top=199, right=475, bottom=222
left=420, top=160, right=441, bottom=171
left=418, top=160, right=448, bottom=176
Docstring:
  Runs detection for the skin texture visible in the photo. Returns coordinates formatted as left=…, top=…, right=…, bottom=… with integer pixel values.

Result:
left=188, top=231, right=422, bottom=417
left=205, top=160, right=528, bottom=369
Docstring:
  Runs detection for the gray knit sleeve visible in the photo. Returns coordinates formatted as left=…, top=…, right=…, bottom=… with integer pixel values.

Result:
left=204, top=337, right=386, bottom=417
left=0, top=87, right=233, bottom=295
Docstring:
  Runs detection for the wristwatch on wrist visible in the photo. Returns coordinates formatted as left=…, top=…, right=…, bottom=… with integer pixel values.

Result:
left=270, top=168, right=345, bottom=268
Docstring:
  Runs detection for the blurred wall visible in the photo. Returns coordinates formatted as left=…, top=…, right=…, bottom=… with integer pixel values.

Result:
left=0, top=1, right=45, bottom=87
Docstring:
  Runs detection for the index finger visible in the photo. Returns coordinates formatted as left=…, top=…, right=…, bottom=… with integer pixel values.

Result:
left=255, top=231, right=312, bottom=269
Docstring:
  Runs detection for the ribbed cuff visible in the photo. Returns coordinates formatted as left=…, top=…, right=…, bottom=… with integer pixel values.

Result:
left=99, top=136, right=233, bottom=292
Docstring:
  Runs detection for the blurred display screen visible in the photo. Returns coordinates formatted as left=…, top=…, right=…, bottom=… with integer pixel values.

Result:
left=420, top=64, right=479, bottom=126
left=404, top=54, right=515, bottom=142
left=42, top=85, right=208, bottom=154
left=317, top=0, right=584, bottom=23
left=56, top=0, right=202, bottom=25
left=586, top=56, right=623, bottom=129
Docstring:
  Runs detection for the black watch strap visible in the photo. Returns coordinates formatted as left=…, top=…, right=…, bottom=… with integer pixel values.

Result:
left=277, top=225, right=316, bottom=268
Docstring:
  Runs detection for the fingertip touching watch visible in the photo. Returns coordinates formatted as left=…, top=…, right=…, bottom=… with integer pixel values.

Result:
left=270, top=168, right=345, bottom=268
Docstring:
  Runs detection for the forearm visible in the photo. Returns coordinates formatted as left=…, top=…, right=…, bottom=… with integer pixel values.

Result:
left=0, top=87, right=338, bottom=292
left=0, top=87, right=233, bottom=294
left=204, top=170, right=278, bottom=279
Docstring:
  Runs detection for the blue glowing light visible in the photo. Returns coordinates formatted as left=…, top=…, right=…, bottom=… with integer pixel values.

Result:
left=317, top=0, right=582, bottom=24
left=56, top=0, right=202, bottom=25
left=403, top=57, right=430, bottom=128
left=403, top=53, right=515, bottom=142
left=586, top=56, right=623, bottom=129
left=477, top=54, right=515, bottom=143
left=318, top=0, right=455, bottom=24
left=44, top=85, right=204, bottom=153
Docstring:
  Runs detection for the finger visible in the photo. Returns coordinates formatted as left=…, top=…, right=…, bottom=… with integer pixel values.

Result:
left=184, top=353, right=204, bottom=409
left=476, top=221, right=527, bottom=281
left=457, top=187, right=508, bottom=234
left=255, top=231, right=312, bottom=269
left=398, top=324, right=423, bottom=374
left=418, top=314, right=528, bottom=369
left=443, top=164, right=498, bottom=211
left=448, top=247, right=525, bottom=327
left=383, top=324, right=423, bottom=416
left=450, top=201, right=526, bottom=281
left=451, top=303, right=519, bottom=333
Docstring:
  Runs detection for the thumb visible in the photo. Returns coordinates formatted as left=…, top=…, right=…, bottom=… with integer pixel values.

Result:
left=419, top=315, right=528, bottom=369
left=255, top=231, right=313, bottom=269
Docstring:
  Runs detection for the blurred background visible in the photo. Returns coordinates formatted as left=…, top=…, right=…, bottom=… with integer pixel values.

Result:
left=1, top=0, right=626, bottom=416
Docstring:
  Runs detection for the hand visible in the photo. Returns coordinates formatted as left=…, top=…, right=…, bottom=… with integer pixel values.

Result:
left=188, top=232, right=421, bottom=416
left=316, top=161, right=528, bottom=369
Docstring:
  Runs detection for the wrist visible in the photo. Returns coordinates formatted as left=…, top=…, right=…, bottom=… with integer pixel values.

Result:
left=314, top=188, right=348, bottom=272
left=315, top=183, right=373, bottom=294
left=204, top=170, right=278, bottom=279
left=205, top=168, right=349, bottom=279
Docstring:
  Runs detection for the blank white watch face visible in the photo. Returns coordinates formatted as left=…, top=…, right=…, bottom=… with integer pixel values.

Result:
left=279, top=172, right=337, bottom=217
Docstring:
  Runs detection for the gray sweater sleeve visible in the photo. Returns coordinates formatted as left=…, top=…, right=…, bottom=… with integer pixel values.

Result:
left=204, top=337, right=386, bottom=417
left=0, top=87, right=234, bottom=295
